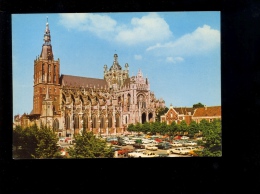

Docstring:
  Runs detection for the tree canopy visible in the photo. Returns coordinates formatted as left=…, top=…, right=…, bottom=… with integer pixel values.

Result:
left=67, top=131, right=114, bottom=158
left=193, top=102, right=205, bottom=108
left=13, top=124, right=61, bottom=159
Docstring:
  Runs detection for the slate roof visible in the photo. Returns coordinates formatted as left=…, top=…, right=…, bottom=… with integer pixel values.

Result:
left=193, top=106, right=221, bottom=117
left=60, top=74, right=108, bottom=88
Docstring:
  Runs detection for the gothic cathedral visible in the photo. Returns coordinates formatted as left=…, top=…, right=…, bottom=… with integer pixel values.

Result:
left=27, top=20, right=165, bottom=137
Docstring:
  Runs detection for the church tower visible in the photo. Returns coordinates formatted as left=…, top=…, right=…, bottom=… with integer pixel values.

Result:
left=103, top=54, right=129, bottom=90
left=32, top=18, right=61, bottom=116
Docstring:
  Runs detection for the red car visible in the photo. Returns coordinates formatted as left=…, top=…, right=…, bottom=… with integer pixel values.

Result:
left=110, top=140, right=118, bottom=145
left=117, top=149, right=131, bottom=156
left=155, top=138, right=163, bottom=143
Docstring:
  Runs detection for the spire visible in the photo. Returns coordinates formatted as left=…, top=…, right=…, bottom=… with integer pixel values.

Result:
left=40, top=17, right=53, bottom=60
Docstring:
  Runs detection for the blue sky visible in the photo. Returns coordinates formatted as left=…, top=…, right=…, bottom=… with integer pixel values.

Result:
left=12, top=12, right=220, bottom=118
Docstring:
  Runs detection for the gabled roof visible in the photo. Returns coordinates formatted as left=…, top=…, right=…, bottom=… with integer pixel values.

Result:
left=60, top=74, right=108, bottom=88
left=173, top=107, right=196, bottom=115
left=193, top=106, right=221, bottom=117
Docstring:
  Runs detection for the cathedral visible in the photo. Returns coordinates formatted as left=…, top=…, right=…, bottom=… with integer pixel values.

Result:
left=15, top=20, right=165, bottom=137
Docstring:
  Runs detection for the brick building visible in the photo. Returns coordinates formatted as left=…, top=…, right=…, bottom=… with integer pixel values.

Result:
left=161, top=104, right=221, bottom=125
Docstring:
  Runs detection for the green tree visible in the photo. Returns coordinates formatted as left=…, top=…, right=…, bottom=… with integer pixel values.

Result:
left=135, top=122, right=142, bottom=134
left=193, top=102, right=205, bottom=108
left=168, top=121, right=179, bottom=136
left=150, top=122, right=160, bottom=135
left=159, top=122, right=168, bottom=135
left=179, top=120, right=187, bottom=135
left=198, top=119, right=222, bottom=157
left=142, top=122, right=151, bottom=134
left=13, top=124, right=62, bottom=159
left=34, top=125, right=61, bottom=159
left=18, top=125, right=39, bottom=158
left=198, top=119, right=211, bottom=136
left=13, top=125, right=23, bottom=152
left=187, top=121, right=199, bottom=138
left=67, top=131, right=114, bottom=158
left=127, top=123, right=135, bottom=133
left=156, top=107, right=169, bottom=122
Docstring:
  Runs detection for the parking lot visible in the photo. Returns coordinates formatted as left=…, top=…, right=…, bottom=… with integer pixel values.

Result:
left=58, top=133, right=202, bottom=158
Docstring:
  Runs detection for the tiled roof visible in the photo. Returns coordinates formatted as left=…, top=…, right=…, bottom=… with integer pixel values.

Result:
left=173, top=107, right=196, bottom=115
left=193, top=106, right=221, bottom=117
left=60, top=74, right=108, bottom=88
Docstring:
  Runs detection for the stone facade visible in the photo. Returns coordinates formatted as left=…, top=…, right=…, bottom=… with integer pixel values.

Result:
left=14, top=20, right=165, bottom=137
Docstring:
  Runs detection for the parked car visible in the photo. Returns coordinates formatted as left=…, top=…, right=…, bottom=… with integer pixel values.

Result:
left=142, top=151, right=159, bottom=158
left=171, top=142, right=183, bottom=147
left=117, top=148, right=132, bottom=156
left=128, top=149, right=146, bottom=158
left=117, top=139, right=126, bottom=146
left=181, top=136, right=189, bottom=140
left=167, top=147, right=189, bottom=155
left=124, top=140, right=135, bottom=145
left=146, top=144, right=158, bottom=151
left=110, top=140, right=118, bottom=145
left=183, top=141, right=197, bottom=146
left=156, top=142, right=173, bottom=150
left=133, top=143, right=146, bottom=149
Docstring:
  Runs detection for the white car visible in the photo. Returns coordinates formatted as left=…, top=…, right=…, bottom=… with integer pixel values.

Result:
left=167, top=147, right=189, bottom=155
left=181, top=136, right=189, bottom=140
left=128, top=149, right=146, bottom=158
left=146, top=144, right=158, bottom=151
left=171, top=142, right=183, bottom=147
left=141, top=139, right=152, bottom=144
left=183, top=141, right=197, bottom=146
left=142, top=151, right=159, bottom=158
left=124, top=140, right=135, bottom=145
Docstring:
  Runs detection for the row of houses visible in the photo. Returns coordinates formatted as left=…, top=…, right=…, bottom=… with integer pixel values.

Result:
left=160, top=104, right=221, bottom=125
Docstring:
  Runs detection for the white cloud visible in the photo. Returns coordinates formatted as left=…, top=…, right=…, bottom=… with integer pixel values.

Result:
left=166, top=57, right=184, bottom=63
left=147, top=25, right=220, bottom=56
left=59, top=13, right=172, bottom=45
left=114, top=13, right=172, bottom=45
left=59, top=13, right=117, bottom=38
left=134, top=55, right=142, bottom=60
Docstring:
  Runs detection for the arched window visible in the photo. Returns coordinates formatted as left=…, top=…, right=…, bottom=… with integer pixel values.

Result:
left=53, top=119, right=59, bottom=131
left=93, top=116, right=97, bottom=128
left=108, top=116, right=112, bottom=128
left=116, top=115, right=120, bottom=127
left=65, top=115, right=70, bottom=129
left=127, top=94, right=131, bottom=106
left=83, top=114, right=88, bottom=129
left=74, top=115, right=79, bottom=129
left=100, top=117, right=104, bottom=128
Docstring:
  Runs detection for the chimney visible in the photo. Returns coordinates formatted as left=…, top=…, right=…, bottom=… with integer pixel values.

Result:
left=204, top=105, right=207, bottom=110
